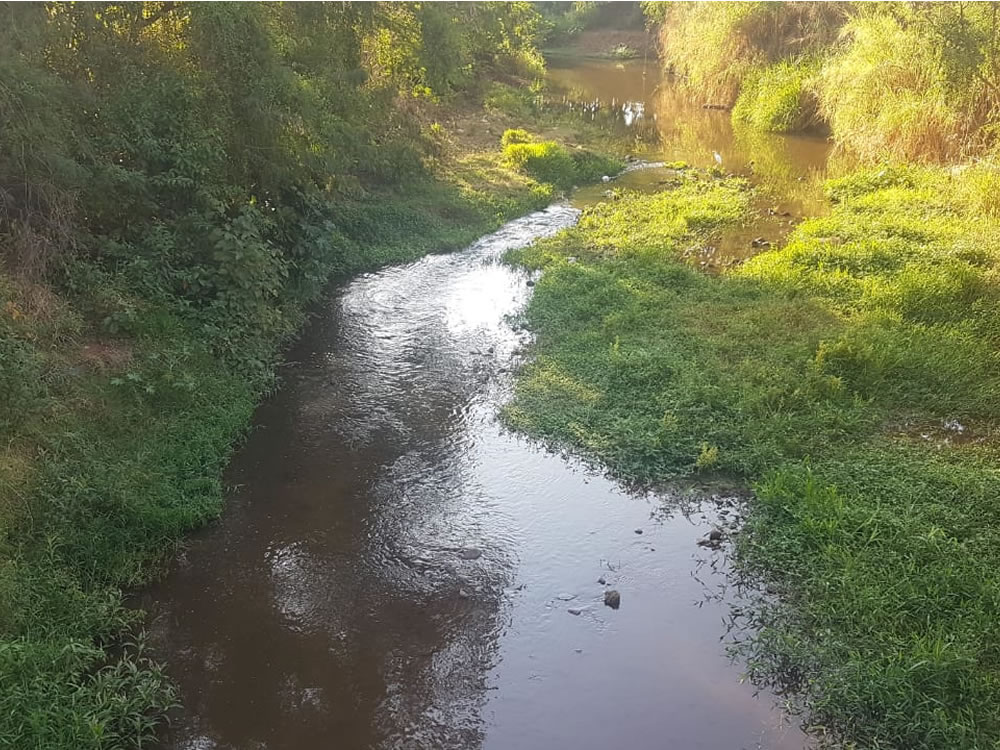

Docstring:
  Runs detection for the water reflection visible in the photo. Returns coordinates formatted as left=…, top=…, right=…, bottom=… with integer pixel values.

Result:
left=547, top=56, right=838, bottom=266
left=142, top=63, right=815, bottom=750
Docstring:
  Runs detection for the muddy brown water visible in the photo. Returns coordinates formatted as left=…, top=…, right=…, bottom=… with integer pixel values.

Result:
left=143, top=59, right=832, bottom=750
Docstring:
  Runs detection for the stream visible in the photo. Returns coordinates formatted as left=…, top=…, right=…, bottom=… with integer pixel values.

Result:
left=143, top=57, right=833, bottom=750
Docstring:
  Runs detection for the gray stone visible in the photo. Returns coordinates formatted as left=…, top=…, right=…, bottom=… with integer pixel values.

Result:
left=604, top=590, right=621, bottom=609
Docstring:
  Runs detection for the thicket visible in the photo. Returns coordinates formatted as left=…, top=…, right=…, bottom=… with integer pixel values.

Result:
left=646, top=1, right=1000, bottom=161
left=0, top=3, right=555, bottom=747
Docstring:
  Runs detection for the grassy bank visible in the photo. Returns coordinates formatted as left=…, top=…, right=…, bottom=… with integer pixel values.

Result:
left=0, top=4, right=633, bottom=747
left=0, top=151, right=561, bottom=750
left=647, top=2, right=1000, bottom=161
left=1, top=131, right=621, bottom=749
left=506, top=165, right=1000, bottom=748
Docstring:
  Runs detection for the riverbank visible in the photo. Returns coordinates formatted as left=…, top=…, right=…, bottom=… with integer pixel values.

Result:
left=506, top=164, right=1000, bottom=748
left=0, top=78, right=625, bottom=747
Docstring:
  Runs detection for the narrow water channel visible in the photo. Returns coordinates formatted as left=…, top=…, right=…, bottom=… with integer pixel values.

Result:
left=144, top=58, right=832, bottom=750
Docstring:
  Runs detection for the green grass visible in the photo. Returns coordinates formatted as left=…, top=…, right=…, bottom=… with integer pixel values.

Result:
left=0, top=137, right=567, bottom=749
left=506, top=165, right=1000, bottom=748
left=732, top=60, right=820, bottom=133
left=501, top=129, right=623, bottom=190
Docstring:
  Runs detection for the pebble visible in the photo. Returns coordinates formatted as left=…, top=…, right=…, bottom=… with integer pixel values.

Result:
left=556, top=593, right=576, bottom=601
left=526, top=279, right=535, bottom=287
left=604, top=590, right=621, bottom=609
left=568, top=607, right=584, bottom=616
left=597, top=576, right=607, bottom=585
left=634, top=528, right=643, bottom=535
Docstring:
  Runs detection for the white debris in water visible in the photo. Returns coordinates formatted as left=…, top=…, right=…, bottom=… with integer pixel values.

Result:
left=601, top=175, right=610, bottom=183
left=944, top=419, right=966, bottom=433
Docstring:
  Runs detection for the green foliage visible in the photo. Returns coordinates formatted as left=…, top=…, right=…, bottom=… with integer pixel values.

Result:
left=732, top=59, right=819, bottom=133
left=535, top=2, right=601, bottom=44
left=501, top=135, right=623, bottom=190
left=651, top=2, right=1000, bottom=159
left=507, top=165, right=1000, bottom=747
left=503, top=141, right=578, bottom=189
left=484, top=82, right=540, bottom=118
left=0, top=3, right=562, bottom=748
left=655, top=2, right=846, bottom=106
left=569, top=148, right=624, bottom=183
left=501, top=128, right=534, bottom=147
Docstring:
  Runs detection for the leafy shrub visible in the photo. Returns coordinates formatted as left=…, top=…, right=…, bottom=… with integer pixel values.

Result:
left=502, top=140, right=579, bottom=189
left=570, top=149, right=623, bottom=182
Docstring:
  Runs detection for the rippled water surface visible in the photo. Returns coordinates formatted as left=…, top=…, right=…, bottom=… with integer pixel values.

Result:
left=144, top=59, right=823, bottom=750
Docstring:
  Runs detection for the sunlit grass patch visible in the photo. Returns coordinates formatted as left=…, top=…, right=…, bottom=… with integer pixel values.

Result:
left=732, top=59, right=820, bottom=133
left=500, top=129, right=623, bottom=191
left=507, top=164, right=1000, bottom=748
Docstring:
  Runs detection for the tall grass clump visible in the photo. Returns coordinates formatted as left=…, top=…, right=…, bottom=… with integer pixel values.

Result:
left=819, top=4, right=1000, bottom=161
left=731, top=59, right=821, bottom=133
left=501, top=129, right=622, bottom=190
left=819, top=14, right=960, bottom=161
left=652, top=2, right=847, bottom=107
left=646, top=2, right=1000, bottom=159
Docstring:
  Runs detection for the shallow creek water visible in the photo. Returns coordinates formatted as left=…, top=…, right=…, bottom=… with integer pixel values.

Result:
left=144, top=58, right=833, bottom=750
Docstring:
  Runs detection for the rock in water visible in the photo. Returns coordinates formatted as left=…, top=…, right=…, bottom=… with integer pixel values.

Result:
left=708, top=528, right=723, bottom=541
left=458, top=548, right=482, bottom=560
left=604, top=589, right=621, bottom=609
